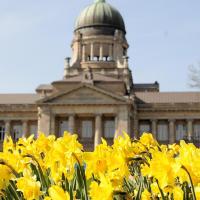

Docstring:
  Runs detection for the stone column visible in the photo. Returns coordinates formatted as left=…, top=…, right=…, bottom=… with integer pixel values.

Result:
left=109, top=44, right=113, bottom=60
left=68, top=115, right=75, bottom=134
left=187, top=119, right=193, bottom=141
left=38, top=107, right=51, bottom=136
left=99, top=43, right=103, bottom=61
left=94, top=114, right=102, bottom=147
left=5, top=120, right=11, bottom=137
left=151, top=119, right=157, bottom=139
left=169, top=119, right=175, bottom=144
left=82, top=45, right=86, bottom=62
left=90, top=43, right=94, bottom=61
left=22, top=120, right=29, bottom=138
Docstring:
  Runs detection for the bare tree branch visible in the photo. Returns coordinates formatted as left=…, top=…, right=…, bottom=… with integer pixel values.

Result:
left=188, top=63, right=200, bottom=88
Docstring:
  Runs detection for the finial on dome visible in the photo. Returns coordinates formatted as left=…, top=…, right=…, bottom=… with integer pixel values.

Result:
left=95, top=0, right=106, bottom=3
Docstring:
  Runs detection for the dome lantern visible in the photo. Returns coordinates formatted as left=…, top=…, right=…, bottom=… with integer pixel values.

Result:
left=69, top=0, right=129, bottom=72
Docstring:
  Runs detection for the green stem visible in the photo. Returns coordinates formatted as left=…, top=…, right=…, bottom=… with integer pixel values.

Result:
left=24, top=154, right=49, bottom=193
left=181, top=166, right=196, bottom=200
left=156, top=179, right=165, bottom=200
left=72, top=153, right=88, bottom=200
left=7, top=181, right=21, bottom=200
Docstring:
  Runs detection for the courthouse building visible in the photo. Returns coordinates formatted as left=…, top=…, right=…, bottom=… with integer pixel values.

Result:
left=1, top=0, right=200, bottom=149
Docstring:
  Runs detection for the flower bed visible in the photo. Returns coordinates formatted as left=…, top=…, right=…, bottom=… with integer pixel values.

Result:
left=0, top=132, right=200, bottom=200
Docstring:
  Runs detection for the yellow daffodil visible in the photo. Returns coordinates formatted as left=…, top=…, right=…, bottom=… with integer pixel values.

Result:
left=1, top=132, right=199, bottom=199
left=48, top=185, right=70, bottom=200
left=89, top=175, right=113, bottom=200
left=16, top=175, right=41, bottom=200
left=173, top=186, right=183, bottom=200
left=0, top=164, right=13, bottom=190
left=141, top=189, right=151, bottom=200
left=139, top=133, right=158, bottom=148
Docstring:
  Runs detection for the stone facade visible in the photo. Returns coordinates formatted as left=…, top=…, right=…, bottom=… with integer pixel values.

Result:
left=0, top=0, right=200, bottom=150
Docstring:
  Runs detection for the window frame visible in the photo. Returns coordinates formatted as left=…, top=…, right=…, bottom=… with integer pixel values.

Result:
left=12, top=122, right=23, bottom=141
left=175, top=120, right=187, bottom=141
left=139, top=120, right=151, bottom=136
left=0, top=122, right=5, bottom=141
left=157, top=120, right=169, bottom=142
left=103, top=117, right=115, bottom=139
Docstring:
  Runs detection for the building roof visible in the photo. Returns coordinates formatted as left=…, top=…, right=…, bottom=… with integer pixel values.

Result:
left=0, top=92, right=200, bottom=105
left=136, top=92, right=200, bottom=104
left=75, top=0, right=126, bottom=33
left=36, top=84, right=54, bottom=91
left=0, top=94, right=40, bottom=104
left=134, top=82, right=159, bottom=92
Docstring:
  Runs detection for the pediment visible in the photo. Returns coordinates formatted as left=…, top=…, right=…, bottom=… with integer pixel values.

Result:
left=38, top=84, right=128, bottom=105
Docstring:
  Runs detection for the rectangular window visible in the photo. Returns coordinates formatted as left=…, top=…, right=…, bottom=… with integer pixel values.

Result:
left=12, top=124, right=22, bottom=141
left=59, top=120, right=69, bottom=137
left=30, top=124, right=38, bottom=138
left=176, top=122, right=187, bottom=141
left=139, top=121, right=151, bottom=135
left=157, top=121, right=169, bottom=142
left=193, top=123, right=200, bottom=141
left=104, top=120, right=115, bottom=138
left=82, top=120, right=93, bottom=138
left=0, top=124, right=5, bottom=141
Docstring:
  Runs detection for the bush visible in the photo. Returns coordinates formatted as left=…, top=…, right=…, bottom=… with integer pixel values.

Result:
left=0, top=132, right=200, bottom=200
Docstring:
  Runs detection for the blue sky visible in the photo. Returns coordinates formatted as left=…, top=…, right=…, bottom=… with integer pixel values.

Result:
left=0, top=0, right=199, bottom=93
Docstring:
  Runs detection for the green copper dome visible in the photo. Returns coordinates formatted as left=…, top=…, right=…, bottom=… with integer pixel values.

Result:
left=75, top=0, right=126, bottom=33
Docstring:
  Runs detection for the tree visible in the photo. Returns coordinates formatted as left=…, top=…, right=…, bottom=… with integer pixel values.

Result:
left=188, top=62, right=200, bottom=88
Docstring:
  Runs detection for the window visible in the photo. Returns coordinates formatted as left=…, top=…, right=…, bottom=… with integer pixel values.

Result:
left=59, top=120, right=69, bottom=137
left=13, top=124, right=22, bottom=141
left=123, top=47, right=127, bottom=56
left=176, top=122, right=187, bottom=141
left=157, top=121, right=169, bottom=142
left=82, top=120, right=93, bottom=138
left=93, top=56, right=99, bottom=61
left=30, top=124, right=38, bottom=138
left=104, top=120, right=115, bottom=138
left=193, top=123, right=200, bottom=141
left=139, top=121, right=151, bottom=135
left=0, top=124, right=5, bottom=141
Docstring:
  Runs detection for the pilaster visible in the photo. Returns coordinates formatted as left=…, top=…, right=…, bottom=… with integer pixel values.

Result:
left=115, top=106, right=130, bottom=138
left=38, top=107, right=51, bottom=136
